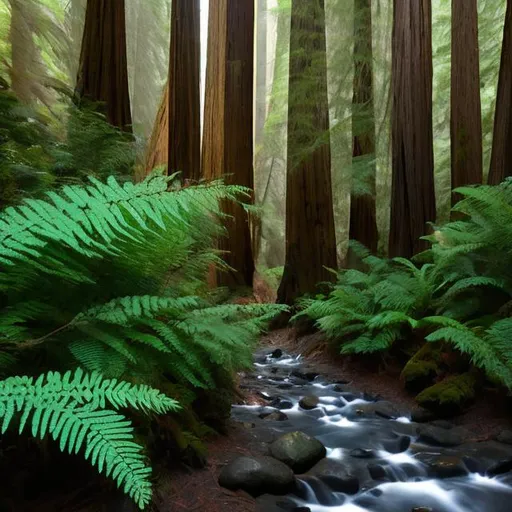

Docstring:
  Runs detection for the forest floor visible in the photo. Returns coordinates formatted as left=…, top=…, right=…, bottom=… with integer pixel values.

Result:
left=161, top=326, right=512, bottom=512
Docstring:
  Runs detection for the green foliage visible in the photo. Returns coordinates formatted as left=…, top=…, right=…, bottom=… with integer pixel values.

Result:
left=0, top=172, right=286, bottom=507
left=299, top=182, right=512, bottom=393
left=0, top=368, right=179, bottom=509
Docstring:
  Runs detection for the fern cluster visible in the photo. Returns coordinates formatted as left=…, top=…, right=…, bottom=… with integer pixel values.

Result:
left=297, top=181, right=512, bottom=393
left=0, top=172, right=286, bottom=508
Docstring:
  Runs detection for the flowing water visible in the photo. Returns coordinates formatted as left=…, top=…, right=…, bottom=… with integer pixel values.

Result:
left=231, top=349, right=512, bottom=512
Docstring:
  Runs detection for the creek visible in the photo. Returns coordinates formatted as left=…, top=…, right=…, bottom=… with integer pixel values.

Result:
left=230, top=349, right=512, bottom=512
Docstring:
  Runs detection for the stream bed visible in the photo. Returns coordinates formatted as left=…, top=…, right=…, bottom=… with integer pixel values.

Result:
left=229, top=348, right=512, bottom=512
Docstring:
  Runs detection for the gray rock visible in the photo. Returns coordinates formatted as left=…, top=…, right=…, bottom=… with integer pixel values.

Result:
left=260, top=411, right=289, bottom=421
left=270, top=431, right=326, bottom=473
left=415, top=453, right=468, bottom=478
left=367, top=463, right=388, bottom=481
left=350, top=448, right=376, bottom=459
left=382, top=435, right=411, bottom=454
left=497, top=430, right=512, bottom=445
left=271, top=349, right=283, bottom=358
left=487, top=458, right=512, bottom=476
left=256, top=494, right=305, bottom=512
left=411, top=407, right=436, bottom=423
left=354, top=401, right=404, bottom=420
left=307, top=458, right=360, bottom=494
left=218, top=456, right=295, bottom=496
left=417, top=424, right=465, bottom=447
left=299, top=395, right=320, bottom=410
left=430, top=420, right=455, bottom=430
left=411, top=508, right=433, bottom=512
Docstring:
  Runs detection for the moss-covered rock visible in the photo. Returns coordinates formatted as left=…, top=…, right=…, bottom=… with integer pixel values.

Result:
left=415, top=372, right=477, bottom=415
left=401, top=343, right=442, bottom=392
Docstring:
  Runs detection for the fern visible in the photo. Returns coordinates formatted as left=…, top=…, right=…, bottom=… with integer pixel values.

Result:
left=0, top=369, right=179, bottom=509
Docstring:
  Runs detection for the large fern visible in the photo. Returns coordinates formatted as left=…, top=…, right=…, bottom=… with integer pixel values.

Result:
left=0, top=368, right=180, bottom=509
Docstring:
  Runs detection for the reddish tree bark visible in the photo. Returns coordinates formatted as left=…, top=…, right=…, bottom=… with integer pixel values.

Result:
left=277, top=0, right=337, bottom=305
left=202, top=0, right=255, bottom=288
left=389, top=0, right=436, bottom=258
left=168, top=0, right=201, bottom=182
left=451, top=0, right=482, bottom=204
left=489, top=0, right=512, bottom=185
left=349, top=0, right=378, bottom=262
left=75, top=0, right=132, bottom=132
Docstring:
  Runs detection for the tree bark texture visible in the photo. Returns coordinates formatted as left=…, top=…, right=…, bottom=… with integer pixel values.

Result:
left=202, top=0, right=255, bottom=288
left=489, top=0, right=512, bottom=185
left=168, top=0, right=201, bottom=182
left=349, top=0, right=378, bottom=261
left=389, top=0, right=436, bottom=258
left=451, top=0, right=482, bottom=204
left=75, top=0, right=132, bottom=132
left=144, top=84, right=168, bottom=176
left=277, top=0, right=337, bottom=305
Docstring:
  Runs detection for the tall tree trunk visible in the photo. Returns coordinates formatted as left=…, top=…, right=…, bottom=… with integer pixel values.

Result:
left=348, top=0, right=378, bottom=262
left=451, top=0, right=482, bottom=204
left=75, top=0, right=132, bottom=132
left=168, top=0, right=201, bottom=182
left=277, top=0, right=337, bottom=305
left=202, top=0, right=255, bottom=288
left=389, top=0, right=436, bottom=258
left=255, top=0, right=268, bottom=148
left=489, top=0, right=512, bottom=185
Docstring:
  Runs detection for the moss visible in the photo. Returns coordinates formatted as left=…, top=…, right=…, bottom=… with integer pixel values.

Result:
left=401, top=343, right=442, bottom=391
left=416, top=372, right=477, bottom=413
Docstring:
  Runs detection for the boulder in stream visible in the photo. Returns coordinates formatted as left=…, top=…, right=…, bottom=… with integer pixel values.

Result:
left=218, top=456, right=295, bottom=496
left=270, top=349, right=283, bottom=359
left=299, top=395, right=320, bottom=410
left=497, top=430, right=512, bottom=445
left=417, top=424, right=466, bottom=447
left=270, top=431, right=326, bottom=473
left=307, top=458, right=360, bottom=494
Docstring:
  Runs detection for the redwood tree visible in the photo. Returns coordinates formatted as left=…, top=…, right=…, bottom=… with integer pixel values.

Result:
left=489, top=0, right=512, bottom=185
left=349, top=0, right=378, bottom=260
left=451, top=0, right=482, bottom=203
left=277, top=0, right=337, bottom=305
left=75, top=0, right=132, bottom=131
left=202, top=0, right=255, bottom=288
left=389, top=0, right=436, bottom=258
left=168, top=0, right=201, bottom=181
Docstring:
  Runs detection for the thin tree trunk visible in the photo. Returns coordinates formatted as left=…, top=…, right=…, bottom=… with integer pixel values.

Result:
left=144, top=84, right=169, bottom=176
left=348, top=0, right=378, bottom=263
left=75, top=0, right=132, bottom=132
left=451, top=0, right=482, bottom=205
left=389, top=0, right=436, bottom=258
left=202, top=0, right=255, bottom=288
left=277, top=0, right=337, bottom=305
left=489, top=0, right=512, bottom=185
left=168, top=0, right=201, bottom=182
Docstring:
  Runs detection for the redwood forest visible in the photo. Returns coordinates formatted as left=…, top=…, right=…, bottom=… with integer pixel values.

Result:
left=3, top=1, right=512, bottom=511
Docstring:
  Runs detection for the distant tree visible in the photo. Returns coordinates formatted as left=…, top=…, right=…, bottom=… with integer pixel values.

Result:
left=202, top=0, right=255, bottom=288
left=168, top=0, right=200, bottom=181
left=75, top=0, right=132, bottom=131
left=348, top=0, right=379, bottom=262
left=389, top=0, right=436, bottom=258
left=489, top=0, right=512, bottom=185
left=451, top=0, right=482, bottom=204
left=277, top=0, right=337, bottom=305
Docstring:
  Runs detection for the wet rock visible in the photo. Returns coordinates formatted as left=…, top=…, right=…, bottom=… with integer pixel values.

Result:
left=411, top=508, right=433, bottom=512
left=256, top=494, right=308, bottom=512
left=270, top=398, right=294, bottom=410
left=278, top=383, right=294, bottom=389
left=306, top=459, right=359, bottom=494
left=382, top=435, right=411, bottom=454
left=340, top=392, right=358, bottom=402
left=258, top=391, right=274, bottom=401
left=259, top=411, right=289, bottom=421
left=410, top=407, right=436, bottom=423
left=291, top=370, right=319, bottom=382
left=355, top=401, right=404, bottom=420
left=497, top=430, right=512, bottom=445
left=368, top=463, right=388, bottom=480
left=350, top=448, right=376, bottom=459
left=241, top=422, right=256, bottom=429
left=415, top=453, right=468, bottom=478
left=299, top=395, right=320, bottom=410
left=270, top=349, right=283, bottom=359
left=401, top=344, right=442, bottom=392
left=296, top=477, right=343, bottom=506
left=218, top=456, right=295, bottom=496
left=487, top=458, right=512, bottom=476
left=270, top=431, right=327, bottom=473
left=417, top=424, right=465, bottom=447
